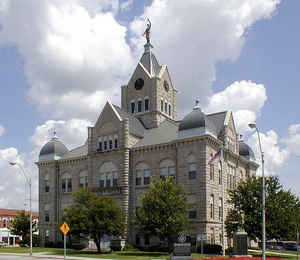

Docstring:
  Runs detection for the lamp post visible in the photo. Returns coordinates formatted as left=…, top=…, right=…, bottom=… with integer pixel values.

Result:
left=248, top=123, right=265, bottom=260
left=9, top=162, right=32, bottom=256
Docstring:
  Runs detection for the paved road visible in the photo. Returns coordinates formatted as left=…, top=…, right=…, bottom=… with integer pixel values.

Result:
left=0, top=254, right=115, bottom=260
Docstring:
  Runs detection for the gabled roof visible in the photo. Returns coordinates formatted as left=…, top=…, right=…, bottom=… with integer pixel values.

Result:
left=113, top=105, right=145, bottom=138
left=138, top=43, right=162, bottom=77
left=207, top=111, right=227, bottom=137
left=133, top=120, right=178, bottom=148
left=61, top=143, right=88, bottom=159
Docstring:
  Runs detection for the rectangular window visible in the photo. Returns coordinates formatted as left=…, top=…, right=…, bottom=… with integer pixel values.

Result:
left=145, top=99, right=149, bottom=111
left=210, top=164, right=214, bottom=181
left=100, top=177, right=105, bottom=188
left=165, top=102, right=168, bottom=113
left=80, top=176, right=88, bottom=188
left=104, top=141, right=107, bottom=151
left=131, top=102, right=135, bottom=114
left=45, top=212, right=49, bottom=222
left=67, top=178, right=72, bottom=192
left=188, top=163, right=196, bottom=180
left=113, top=172, right=118, bottom=187
left=144, top=235, right=150, bottom=245
left=136, top=235, right=140, bottom=245
left=160, top=167, right=167, bottom=180
left=169, top=167, right=175, bottom=178
left=136, top=170, right=142, bottom=186
left=219, top=206, right=222, bottom=221
left=106, top=173, right=112, bottom=187
left=62, top=179, right=66, bottom=192
left=161, top=100, right=164, bottom=112
left=109, top=140, right=113, bottom=150
left=210, top=203, right=214, bottom=219
left=45, top=180, right=50, bottom=192
left=98, top=142, right=102, bottom=152
left=168, top=104, right=171, bottom=116
left=144, top=169, right=150, bottom=185
left=114, top=138, right=118, bottom=149
left=138, top=100, right=142, bottom=112
left=189, top=210, right=197, bottom=219
left=218, top=170, right=222, bottom=185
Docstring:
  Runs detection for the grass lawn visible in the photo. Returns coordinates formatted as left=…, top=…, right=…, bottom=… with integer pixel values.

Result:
left=0, top=247, right=299, bottom=260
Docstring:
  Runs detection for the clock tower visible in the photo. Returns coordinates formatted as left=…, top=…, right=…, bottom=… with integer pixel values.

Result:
left=121, top=42, right=178, bottom=129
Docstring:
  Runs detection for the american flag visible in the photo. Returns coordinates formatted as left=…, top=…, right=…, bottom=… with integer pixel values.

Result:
left=208, top=150, right=222, bottom=165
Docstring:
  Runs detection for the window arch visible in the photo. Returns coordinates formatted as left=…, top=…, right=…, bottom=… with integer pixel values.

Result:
left=99, top=162, right=119, bottom=188
left=135, top=162, right=151, bottom=186
left=61, top=173, right=72, bottom=192
left=159, top=159, right=175, bottom=180
left=79, top=170, right=88, bottom=188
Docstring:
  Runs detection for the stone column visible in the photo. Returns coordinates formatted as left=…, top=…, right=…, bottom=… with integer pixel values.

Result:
left=122, top=118, right=130, bottom=238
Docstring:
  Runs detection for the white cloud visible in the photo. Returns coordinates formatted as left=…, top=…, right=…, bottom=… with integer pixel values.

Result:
left=30, top=119, right=91, bottom=150
left=205, top=80, right=267, bottom=134
left=248, top=130, right=290, bottom=176
left=283, top=124, right=300, bottom=157
left=120, top=0, right=134, bottom=12
left=0, top=124, right=4, bottom=136
left=0, top=0, right=133, bottom=120
left=130, top=0, right=280, bottom=116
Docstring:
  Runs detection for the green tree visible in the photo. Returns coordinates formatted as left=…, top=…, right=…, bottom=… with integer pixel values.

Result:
left=135, top=177, right=191, bottom=249
left=10, top=210, right=30, bottom=237
left=226, top=175, right=300, bottom=241
left=63, top=188, right=125, bottom=253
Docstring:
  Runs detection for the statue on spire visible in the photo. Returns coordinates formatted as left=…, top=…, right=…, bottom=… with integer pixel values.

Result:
left=143, top=18, right=151, bottom=44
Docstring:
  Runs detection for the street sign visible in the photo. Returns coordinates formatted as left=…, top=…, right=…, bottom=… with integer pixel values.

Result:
left=60, top=222, right=70, bottom=235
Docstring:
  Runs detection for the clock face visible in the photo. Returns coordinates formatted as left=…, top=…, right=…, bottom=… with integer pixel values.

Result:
left=135, top=78, right=144, bottom=90
left=164, top=80, right=169, bottom=92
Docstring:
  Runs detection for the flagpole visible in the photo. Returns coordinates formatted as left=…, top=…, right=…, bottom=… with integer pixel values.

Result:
left=221, top=149, right=225, bottom=256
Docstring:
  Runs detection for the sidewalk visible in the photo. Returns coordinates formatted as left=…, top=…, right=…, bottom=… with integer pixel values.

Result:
left=0, top=252, right=115, bottom=260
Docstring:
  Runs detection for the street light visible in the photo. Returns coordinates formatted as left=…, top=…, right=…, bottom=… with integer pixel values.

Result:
left=248, top=122, right=265, bottom=260
left=9, top=162, right=32, bottom=256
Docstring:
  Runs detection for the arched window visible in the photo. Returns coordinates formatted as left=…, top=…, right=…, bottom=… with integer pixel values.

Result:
left=61, top=173, right=72, bottom=192
left=45, top=174, right=50, bottom=192
left=135, top=163, right=151, bottom=186
left=144, top=97, right=149, bottom=111
left=99, top=162, right=118, bottom=188
left=79, top=170, right=88, bottom=188
left=159, top=159, right=175, bottom=180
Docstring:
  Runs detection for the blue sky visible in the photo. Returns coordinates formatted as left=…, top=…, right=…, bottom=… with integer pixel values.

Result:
left=0, top=0, right=299, bottom=210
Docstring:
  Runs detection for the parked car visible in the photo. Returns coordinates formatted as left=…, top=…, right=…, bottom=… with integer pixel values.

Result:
left=272, top=245, right=284, bottom=250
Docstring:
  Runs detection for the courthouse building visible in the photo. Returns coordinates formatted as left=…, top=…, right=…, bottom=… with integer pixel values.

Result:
left=37, top=36, right=258, bottom=247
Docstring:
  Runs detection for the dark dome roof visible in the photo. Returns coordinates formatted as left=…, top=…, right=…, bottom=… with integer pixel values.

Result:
left=179, top=107, right=217, bottom=134
left=239, top=141, right=255, bottom=161
left=39, top=137, right=68, bottom=160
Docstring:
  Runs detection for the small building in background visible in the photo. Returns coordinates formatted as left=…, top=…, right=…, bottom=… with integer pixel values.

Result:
left=0, top=209, right=39, bottom=246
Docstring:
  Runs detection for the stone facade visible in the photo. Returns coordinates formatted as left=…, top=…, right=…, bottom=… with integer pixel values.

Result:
left=37, top=41, right=258, bottom=248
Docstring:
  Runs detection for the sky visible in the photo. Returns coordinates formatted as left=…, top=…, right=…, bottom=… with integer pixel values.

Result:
left=0, top=0, right=300, bottom=211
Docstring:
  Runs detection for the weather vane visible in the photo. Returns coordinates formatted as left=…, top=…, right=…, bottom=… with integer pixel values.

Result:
left=143, top=18, right=151, bottom=44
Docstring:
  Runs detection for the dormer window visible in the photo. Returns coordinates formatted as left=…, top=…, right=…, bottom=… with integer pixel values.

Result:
left=145, top=98, right=149, bottom=111
left=131, top=102, right=135, bottom=114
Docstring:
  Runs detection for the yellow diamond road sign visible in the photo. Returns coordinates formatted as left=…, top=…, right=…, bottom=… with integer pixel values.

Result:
left=60, top=222, right=70, bottom=235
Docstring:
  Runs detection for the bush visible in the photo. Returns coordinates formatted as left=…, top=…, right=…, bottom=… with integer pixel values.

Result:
left=197, top=244, right=222, bottom=255
left=124, top=242, right=137, bottom=251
